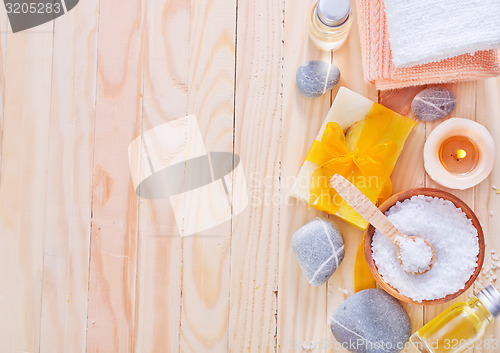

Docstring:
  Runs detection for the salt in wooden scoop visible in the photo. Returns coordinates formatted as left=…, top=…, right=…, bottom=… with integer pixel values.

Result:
left=330, top=174, right=436, bottom=275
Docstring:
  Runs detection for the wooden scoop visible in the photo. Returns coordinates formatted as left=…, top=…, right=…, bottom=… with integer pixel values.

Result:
left=330, top=174, right=436, bottom=275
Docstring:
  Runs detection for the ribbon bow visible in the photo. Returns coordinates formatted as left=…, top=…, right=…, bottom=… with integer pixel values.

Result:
left=306, top=118, right=397, bottom=215
left=304, top=102, right=416, bottom=293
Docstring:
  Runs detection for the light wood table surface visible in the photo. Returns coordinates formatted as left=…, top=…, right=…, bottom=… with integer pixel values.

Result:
left=0, top=0, right=499, bottom=352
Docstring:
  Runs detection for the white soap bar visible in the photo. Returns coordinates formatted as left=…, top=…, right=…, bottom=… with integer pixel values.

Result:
left=289, top=87, right=373, bottom=203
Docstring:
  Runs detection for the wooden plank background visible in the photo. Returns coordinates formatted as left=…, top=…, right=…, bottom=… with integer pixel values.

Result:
left=0, top=0, right=499, bottom=352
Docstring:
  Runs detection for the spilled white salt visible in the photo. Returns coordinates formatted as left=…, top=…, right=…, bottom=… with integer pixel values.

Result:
left=398, top=237, right=433, bottom=274
left=372, top=195, right=479, bottom=302
left=474, top=247, right=500, bottom=291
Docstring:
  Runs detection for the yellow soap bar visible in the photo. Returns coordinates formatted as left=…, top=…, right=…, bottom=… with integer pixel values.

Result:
left=289, top=87, right=416, bottom=230
left=336, top=113, right=417, bottom=230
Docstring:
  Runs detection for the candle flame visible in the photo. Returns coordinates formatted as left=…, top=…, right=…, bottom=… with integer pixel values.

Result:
left=456, top=149, right=467, bottom=159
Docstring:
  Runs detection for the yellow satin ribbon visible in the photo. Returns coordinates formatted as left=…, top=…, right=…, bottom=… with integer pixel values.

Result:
left=305, top=103, right=412, bottom=293
left=354, top=237, right=376, bottom=292
left=306, top=114, right=397, bottom=215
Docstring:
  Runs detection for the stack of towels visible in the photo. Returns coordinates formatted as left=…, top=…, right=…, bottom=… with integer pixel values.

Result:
left=356, top=0, right=500, bottom=90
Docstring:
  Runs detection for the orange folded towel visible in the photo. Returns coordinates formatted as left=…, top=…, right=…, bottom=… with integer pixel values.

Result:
left=355, top=0, right=500, bottom=90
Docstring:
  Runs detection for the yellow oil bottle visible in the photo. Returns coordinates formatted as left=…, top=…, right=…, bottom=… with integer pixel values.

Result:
left=411, top=285, right=500, bottom=353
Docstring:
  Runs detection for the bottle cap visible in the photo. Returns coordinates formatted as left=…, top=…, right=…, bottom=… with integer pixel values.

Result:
left=317, top=0, right=351, bottom=27
left=476, top=285, right=500, bottom=317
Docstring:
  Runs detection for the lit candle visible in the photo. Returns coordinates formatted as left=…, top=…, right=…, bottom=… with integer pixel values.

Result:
left=424, top=118, right=495, bottom=190
left=439, top=136, right=478, bottom=174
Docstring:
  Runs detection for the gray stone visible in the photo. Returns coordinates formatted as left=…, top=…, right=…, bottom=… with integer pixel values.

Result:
left=291, top=218, right=344, bottom=286
left=330, top=289, right=411, bottom=353
left=411, top=87, right=457, bottom=121
left=296, top=61, right=341, bottom=98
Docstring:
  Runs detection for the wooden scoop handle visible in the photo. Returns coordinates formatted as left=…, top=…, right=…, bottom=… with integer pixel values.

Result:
left=330, top=174, right=405, bottom=243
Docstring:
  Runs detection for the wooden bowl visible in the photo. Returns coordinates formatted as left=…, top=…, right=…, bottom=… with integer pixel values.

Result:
left=364, top=188, right=485, bottom=305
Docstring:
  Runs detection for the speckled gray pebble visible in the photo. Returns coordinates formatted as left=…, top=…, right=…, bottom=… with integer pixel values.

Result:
left=411, top=87, right=457, bottom=122
left=330, top=289, right=411, bottom=353
left=296, top=61, right=341, bottom=98
left=291, top=218, right=344, bottom=286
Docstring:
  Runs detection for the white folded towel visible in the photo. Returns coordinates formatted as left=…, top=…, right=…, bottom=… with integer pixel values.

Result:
left=383, top=0, right=500, bottom=68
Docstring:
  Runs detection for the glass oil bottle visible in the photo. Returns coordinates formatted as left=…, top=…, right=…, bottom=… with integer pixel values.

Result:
left=410, top=285, right=500, bottom=353
left=309, top=0, right=353, bottom=51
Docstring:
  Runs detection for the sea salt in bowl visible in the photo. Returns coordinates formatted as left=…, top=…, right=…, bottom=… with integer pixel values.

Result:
left=364, top=188, right=485, bottom=305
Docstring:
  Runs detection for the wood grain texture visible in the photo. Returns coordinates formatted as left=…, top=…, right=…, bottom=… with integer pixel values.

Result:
left=86, top=0, right=144, bottom=351
left=474, top=78, right=500, bottom=353
left=380, top=83, right=481, bottom=351
left=423, top=82, right=477, bottom=330
left=325, top=3, right=378, bottom=353
left=378, top=86, right=428, bottom=314
left=0, top=21, right=54, bottom=352
left=278, top=0, right=332, bottom=352
left=133, top=1, right=189, bottom=352
left=332, top=1, right=377, bottom=102
left=179, top=0, right=236, bottom=352
left=379, top=87, right=427, bottom=343
left=39, top=1, right=99, bottom=352
left=230, top=0, right=283, bottom=352
left=0, top=0, right=500, bottom=352
left=0, top=7, right=6, bottom=170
